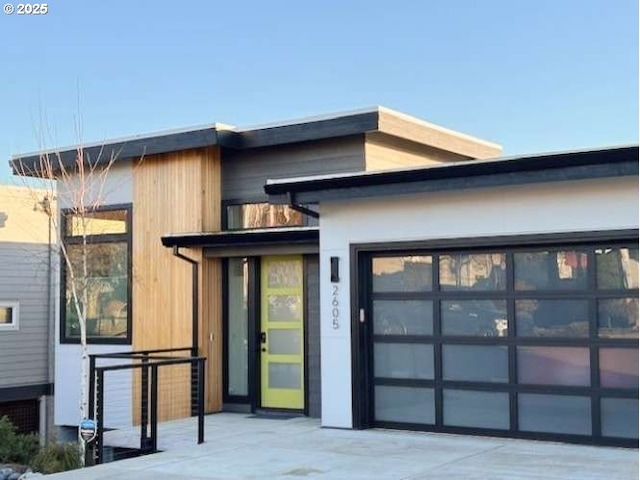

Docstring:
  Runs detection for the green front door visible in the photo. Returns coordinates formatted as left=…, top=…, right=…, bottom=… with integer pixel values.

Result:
left=260, top=255, right=305, bottom=409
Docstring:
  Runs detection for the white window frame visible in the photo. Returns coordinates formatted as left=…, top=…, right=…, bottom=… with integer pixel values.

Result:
left=0, top=301, right=19, bottom=331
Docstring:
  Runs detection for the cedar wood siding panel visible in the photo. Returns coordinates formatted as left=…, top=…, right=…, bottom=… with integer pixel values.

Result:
left=222, top=136, right=366, bottom=201
left=132, top=147, right=222, bottom=419
left=0, top=243, right=49, bottom=387
left=365, top=132, right=471, bottom=171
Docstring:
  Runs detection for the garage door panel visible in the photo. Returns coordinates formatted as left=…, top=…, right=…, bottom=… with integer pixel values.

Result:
left=365, top=242, right=638, bottom=445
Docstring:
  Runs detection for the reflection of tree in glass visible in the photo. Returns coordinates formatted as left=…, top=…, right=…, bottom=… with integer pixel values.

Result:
left=597, top=248, right=639, bottom=289
left=268, top=295, right=301, bottom=321
left=599, top=298, right=639, bottom=337
left=268, top=261, right=302, bottom=288
left=443, top=254, right=505, bottom=289
left=400, top=258, right=431, bottom=291
left=515, top=251, right=588, bottom=290
left=244, top=204, right=304, bottom=229
left=65, top=243, right=127, bottom=337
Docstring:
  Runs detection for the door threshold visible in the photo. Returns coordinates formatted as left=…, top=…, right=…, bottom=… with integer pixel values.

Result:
left=250, top=408, right=305, bottom=420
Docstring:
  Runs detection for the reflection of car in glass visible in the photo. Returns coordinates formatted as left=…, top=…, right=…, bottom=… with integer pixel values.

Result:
left=444, top=301, right=507, bottom=336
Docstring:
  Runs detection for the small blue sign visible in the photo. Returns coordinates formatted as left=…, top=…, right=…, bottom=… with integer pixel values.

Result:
left=79, top=418, right=97, bottom=442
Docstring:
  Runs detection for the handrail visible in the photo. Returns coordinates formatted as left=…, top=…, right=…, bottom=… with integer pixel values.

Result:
left=95, top=356, right=206, bottom=372
left=90, top=347, right=192, bottom=358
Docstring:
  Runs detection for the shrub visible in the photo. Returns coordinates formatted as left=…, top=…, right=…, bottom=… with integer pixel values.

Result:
left=31, top=442, right=81, bottom=474
left=0, top=415, right=39, bottom=465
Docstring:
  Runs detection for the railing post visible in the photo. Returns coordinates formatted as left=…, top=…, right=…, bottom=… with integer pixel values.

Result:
left=95, top=369, right=105, bottom=465
left=85, top=355, right=96, bottom=466
left=150, top=365, right=158, bottom=453
left=197, top=358, right=205, bottom=444
left=140, top=354, right=150, bottom=452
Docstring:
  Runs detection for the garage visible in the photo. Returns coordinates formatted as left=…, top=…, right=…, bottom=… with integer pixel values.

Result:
left=356, top=241, right=637, bottom=446
left=264, top=145, right=639, bottom=446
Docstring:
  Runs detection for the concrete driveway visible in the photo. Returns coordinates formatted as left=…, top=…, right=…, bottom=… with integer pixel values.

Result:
left=48, top=413, right=637, bottom=479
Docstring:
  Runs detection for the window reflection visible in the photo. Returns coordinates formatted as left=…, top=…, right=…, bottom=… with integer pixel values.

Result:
left=373, top=256, right=432, bottom=292
left=226, top=203, right=317, bottom=230
left=373, top=300, right=433, bottom=335
left=65, top=209, right=128, bottom=236
left=598, top=298, right=639, bottom=338
left=267, top=295, right=302, bottom=322
left=596, top=247, right=639, bottom=289
left=0, top=307, right=13, bottom=324
left=439, top=254, right=505, bottom=291
left=515, top=250, right=588, bottom=290
left=267, top=260, right=302, bottom=288
left=64, top=243, right=128, bottom=339
left=516, top=299, right=588, bottom=337
left=518, top=347, right=590, bottom=386
left=599, top=348, right=639, bottom=388
left=441, top=300, right=507, bottom=336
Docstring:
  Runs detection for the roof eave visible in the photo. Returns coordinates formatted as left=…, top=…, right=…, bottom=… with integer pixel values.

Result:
left=264, top=146, right=639, bottom=202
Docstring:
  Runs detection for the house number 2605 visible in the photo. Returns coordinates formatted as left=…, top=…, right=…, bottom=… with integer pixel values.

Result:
left=331, top=285, right=339, bottom=329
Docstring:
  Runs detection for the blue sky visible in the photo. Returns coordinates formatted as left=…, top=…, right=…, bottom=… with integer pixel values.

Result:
left=0, top=0, right=637, bottom=182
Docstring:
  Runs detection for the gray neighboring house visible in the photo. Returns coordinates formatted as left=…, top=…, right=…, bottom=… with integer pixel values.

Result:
left=0, top=185, right=54, bottom=437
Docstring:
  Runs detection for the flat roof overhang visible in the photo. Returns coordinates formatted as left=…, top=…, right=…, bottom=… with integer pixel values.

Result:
left=265, top=145, right=639, bottom=204
left=10, top=106, right=502, bottom=177
left=161, top=227, right=319, bottom=255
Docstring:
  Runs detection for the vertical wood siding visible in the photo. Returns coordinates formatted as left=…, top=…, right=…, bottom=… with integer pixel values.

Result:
left=132, top=147, right=222, bottom=420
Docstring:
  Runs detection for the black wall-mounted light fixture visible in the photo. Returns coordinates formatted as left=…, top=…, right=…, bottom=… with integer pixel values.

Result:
left=330, top=256, right=340, bottom=283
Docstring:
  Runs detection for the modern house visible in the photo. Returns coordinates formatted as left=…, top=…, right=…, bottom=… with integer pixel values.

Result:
left=9, top=107, right=637, bottom=447
left=11, top=107, right=500, bottom=432
left=0, top=185, right=54, bottom=437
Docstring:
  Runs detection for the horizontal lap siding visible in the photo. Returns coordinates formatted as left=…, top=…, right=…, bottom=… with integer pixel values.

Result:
left=0, top=243, right=50, bottom=387
left=222, top=136, right=365, bottom=201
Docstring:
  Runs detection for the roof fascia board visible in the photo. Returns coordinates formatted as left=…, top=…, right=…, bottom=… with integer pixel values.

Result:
left=378, top=107, right=502, bottom=159
left=223, top=111, right=379, bottom=149
left=264, top=147, right=638, bottom=195
left=277, top=160, right=638, bottom=204
left=11, top=128, right=220, bottom=177
left=161, top=227, right=320, bottom=248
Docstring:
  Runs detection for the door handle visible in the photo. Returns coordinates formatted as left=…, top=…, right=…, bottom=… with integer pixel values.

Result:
left=260, top=332, right=267, bottom=344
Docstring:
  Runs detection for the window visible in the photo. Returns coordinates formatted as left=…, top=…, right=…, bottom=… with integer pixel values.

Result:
left=225, top=203, right=318, bottom=230
left=227, top=257, right=249, bottom=397
left=0, top=301, right=19, bottom=331
left=61, top=206, right=131, bottom=343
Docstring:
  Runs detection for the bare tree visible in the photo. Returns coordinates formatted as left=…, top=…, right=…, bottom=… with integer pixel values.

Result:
left=14, top=138, right=123, bottom=466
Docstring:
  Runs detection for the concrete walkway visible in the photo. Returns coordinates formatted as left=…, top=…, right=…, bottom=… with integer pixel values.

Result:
left=49, top=413, right=637, bottom=479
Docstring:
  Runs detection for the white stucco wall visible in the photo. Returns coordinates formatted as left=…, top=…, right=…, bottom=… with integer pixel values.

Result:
left=55, top=161, right=134, bottom=427
left=318, top=176, right=638, bottom=428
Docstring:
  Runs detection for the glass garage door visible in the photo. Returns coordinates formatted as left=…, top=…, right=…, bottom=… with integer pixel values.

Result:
left=365, top=243, right=638, bottom=446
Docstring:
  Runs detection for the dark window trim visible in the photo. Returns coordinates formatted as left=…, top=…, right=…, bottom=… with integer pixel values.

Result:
left=60, top=204, right=133, bottom=345
left=251, top=257, right=261, bottom=410
left=350, top=229, right=639, bottom=446
left=302, top=254, right=310, bottom=416
left=0, top=383, right=53, bottom=402
left=222, top=199, right=318, bottom=231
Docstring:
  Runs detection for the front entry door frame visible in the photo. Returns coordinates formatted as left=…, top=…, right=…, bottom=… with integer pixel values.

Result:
left=257, top=255, right=307, bottom=412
